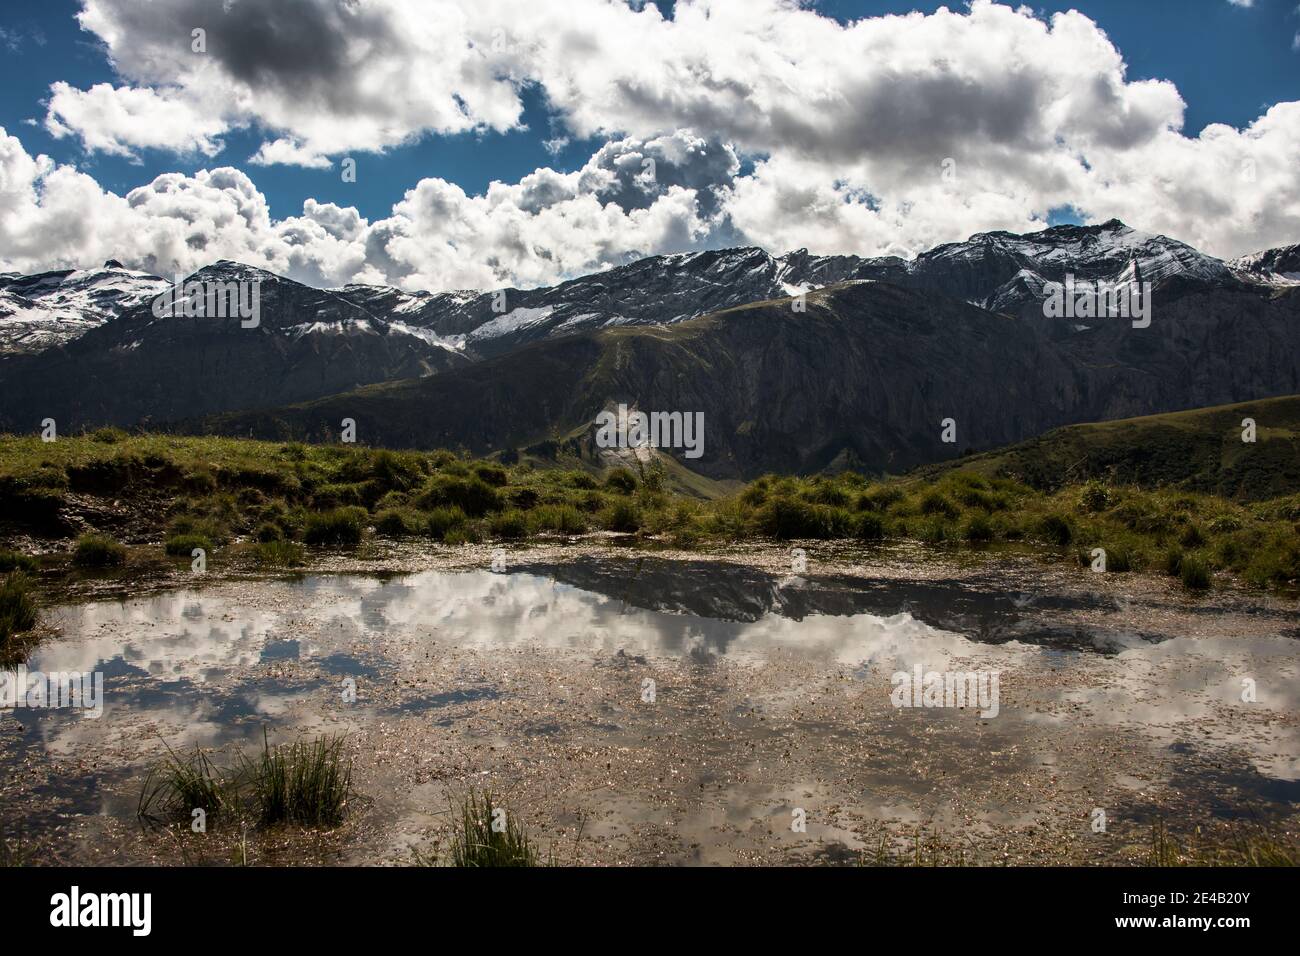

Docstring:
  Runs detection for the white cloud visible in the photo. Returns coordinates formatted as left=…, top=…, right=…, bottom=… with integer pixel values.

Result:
left=44, top=82, right=225, bottom=160
left=248, top=138, right=332, bottom=169
left=69, top=0, right=528, bottom=163
left=58, top=0, right=1191, bottom=164
left=8, top=0, right=1300, bottom=282
left=0, top=126, right=725, bottom=290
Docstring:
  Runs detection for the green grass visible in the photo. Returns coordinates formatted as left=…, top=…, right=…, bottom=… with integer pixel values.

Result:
left=416, top=475, right=502, bottom=516
left=243, top=730, right=352, bottom=828
left=855, top=511, right=886, bottom=541
left=0, top=549, right=37, bottom=573
left=1037, top=513, right=1073, bottom=547
left=1179, top=555, right=1212, bottom=591
left=72, top=534, right=126, bottom=567
left=303, top=507, right=366, bottom=547
left=164, top=533, right=212, bottom=556
left=254, top=540, right=305, bottom=568
left=423, top=505, right=468, bottom=540
left=138, top=732, right=352, bottom=831
left=862, top=828, right=968, bottom=867
left=1147, top=820, right=1296, bottom=866
left=2, top=433, right=1299, bottom=594
left=528, top=503, right=587, bottom=534
left=962, top=513, right=994, bottom=542
left=449, top=790, right=540, bottom=867
left=0, top=572, right=38, bottom=655
left=137, top=742, right=235, bottom=826
left=373, top=508, right=421, bottom=537
left=488, top=509, right=530, bottom=540
left=918, top=394, right=1300, bottom=501
left=600, top=498, right=642, bottom=533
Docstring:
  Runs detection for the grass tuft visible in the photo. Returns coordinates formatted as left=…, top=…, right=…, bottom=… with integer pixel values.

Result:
left=450, top=790, right=539, bottom=867
left=1146, top=820, right=1295, bottom=866
left=303, top=507, right=366, bottom=547
left=600, top=498, right=642, bottom=534
left=72, top=534, right=126, bottom=568
left=1179, top=554, right=1212, bottom=591
left=244, top=730, right=352, bottom=828
left=0, top=572, right=39, bottom=653
left=488, top=509, right=530, bottom=540
left=164, top=533, right=212, bottom=556
left=528, top=503, right=587, bottom=535
left=0, top=550, right=37, bottom=573
left=255, top=540, right=305, bottom=568
left=137, top=742, right=234, bottom=826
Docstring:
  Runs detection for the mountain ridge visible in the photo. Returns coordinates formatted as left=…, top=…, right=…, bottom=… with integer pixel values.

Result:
left=3, top=221, right=1299, bottom=464
left=194, top=275, right=1300, bottom=480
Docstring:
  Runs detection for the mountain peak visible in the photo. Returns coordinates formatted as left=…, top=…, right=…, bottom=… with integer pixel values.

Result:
left=185, top=260, right=287, bottom=285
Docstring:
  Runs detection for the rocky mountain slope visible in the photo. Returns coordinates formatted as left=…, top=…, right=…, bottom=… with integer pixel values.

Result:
left=332, top=246, right=890, bottom=358
left=1230, top=244, right=1300, bottom=285
left=3, top=221, right=1299, bottom=465
left=329, top=219, right=1249, bottom=353
left=0, top=261, right=169, bottom=355
left=0, top=262, right=468, bottom=431
left=198, top=275, right=1300, bottom=480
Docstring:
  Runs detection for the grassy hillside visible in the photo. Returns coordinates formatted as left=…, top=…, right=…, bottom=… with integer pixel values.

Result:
left=918, top=395, right=1300, bottom=501
left=0, top=430, right=1297, bottom=602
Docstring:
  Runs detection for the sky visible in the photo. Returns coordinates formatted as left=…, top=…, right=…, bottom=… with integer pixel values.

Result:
left=0, top=0, right=1297, bottom=291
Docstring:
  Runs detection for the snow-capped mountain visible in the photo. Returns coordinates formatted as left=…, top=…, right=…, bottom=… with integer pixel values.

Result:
left=0, top=261, right=170, bottom=355
left=332, top=246, right=884, bottom=357
left=331, top=219, right=1244, bottom=354
left=0, top=220, right=1295, bottom=435
left=1229, top=244, right=1300, bottom=285
left=0, top=262, right=469, bottom=430
left=0, top=220, right=1270, bottom=362
left=207, top=270, right=1300, bottom=481
left=898, top=219, right=1239, bottom=313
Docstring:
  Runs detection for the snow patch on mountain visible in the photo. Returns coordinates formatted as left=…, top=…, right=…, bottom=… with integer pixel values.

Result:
left=466, top=306, right=556, bottom=341
left=0, top=263, right=168, bottom=354
left=387, top=321, right=465, bottom=351
left=1229, top=244, right=1300, bottom=285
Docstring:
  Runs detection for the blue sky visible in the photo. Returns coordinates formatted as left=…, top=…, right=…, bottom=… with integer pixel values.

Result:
left=0, top=0, right=1297, bottom=289
left=2, top=0, right=1296, bottom=224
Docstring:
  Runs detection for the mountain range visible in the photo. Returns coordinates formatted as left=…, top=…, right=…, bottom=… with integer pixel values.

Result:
left=1, top=220, right=1297, bottom=480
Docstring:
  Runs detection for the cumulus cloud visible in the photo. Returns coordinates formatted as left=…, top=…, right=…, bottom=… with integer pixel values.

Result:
left=0, top=126, right=731, bottom=290
left=8, top=0, right=1300, bottom=283
left=58, top=0, right=1191, bottom=168
left=0, top=127, right=357, bottom=282
left=70, top=0, right=528, bottom=161
left=248, top=138, right=332, bottom=169
left=44, top=82, right=225, bottom=159
left=362, top=131, right=730, bottom=289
